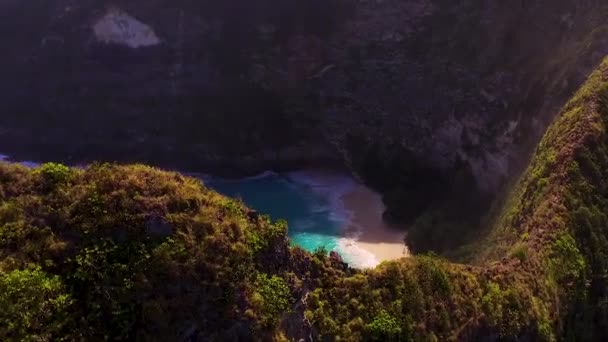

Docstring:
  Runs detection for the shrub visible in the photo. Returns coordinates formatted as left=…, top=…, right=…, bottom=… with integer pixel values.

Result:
left=549, top=233, right=586, bottom=289
left=365, top=310, right=401, bottom=341
left=34, top=163, right=71, bottom=187
left=415, top=254, right=451, bottom=297
left=253, top=273, right=292, bottom=328
left=0, top=266, right=71, bottom=341
left=510, top=243, right=529, bottom=262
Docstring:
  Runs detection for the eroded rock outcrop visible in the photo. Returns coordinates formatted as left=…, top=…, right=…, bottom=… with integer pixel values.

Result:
left=93, top=7, right=161, bottom=48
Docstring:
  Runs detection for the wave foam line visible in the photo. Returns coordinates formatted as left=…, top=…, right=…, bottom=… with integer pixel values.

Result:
left=286, top=170, right=356, bottom=225
left=337, top=237, right=380, bottom=269
left=286, top=170, right=384, bottom=269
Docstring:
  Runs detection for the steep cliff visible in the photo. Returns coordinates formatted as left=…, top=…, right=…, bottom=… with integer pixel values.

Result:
left=4, top=57, right=608, bottom=339
left=2, top=0, right=607, bottom=194
left=305, top=55, right=608, bottom=341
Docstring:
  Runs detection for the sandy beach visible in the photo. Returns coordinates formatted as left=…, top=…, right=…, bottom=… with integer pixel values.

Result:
left=339, top=184, right=409, bottom=267
left=288, top=169, right=409, bottom=268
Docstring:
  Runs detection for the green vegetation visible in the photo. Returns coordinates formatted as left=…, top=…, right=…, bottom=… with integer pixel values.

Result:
left=3, top=57, right=608, bottom=340
left=33, top=162, right=72, bottom=187
left=365, top=310, right=402, bottom=341
left=0, top=266, right=71, bottom=341
left=0, top=163, right=319, bottom=340
left=306, top=56, right=608, bottom=340
left=251, top=273, right=292, bottom=327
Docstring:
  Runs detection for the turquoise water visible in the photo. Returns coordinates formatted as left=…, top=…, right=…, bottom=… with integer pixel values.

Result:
left=205, top=172, right=350, bottom=253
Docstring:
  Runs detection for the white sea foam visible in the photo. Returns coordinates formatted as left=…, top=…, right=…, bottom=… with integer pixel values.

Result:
left=286, top=170, right=382, bottom=269
left=337, top=237, right=380, bottom=269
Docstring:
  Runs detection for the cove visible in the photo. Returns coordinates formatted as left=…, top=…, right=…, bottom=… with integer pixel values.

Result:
left=0, top=153, right=407, bottom=268
left=204, top=170, right=408, bottom=268
left=204, top=171, right=348, bottom=256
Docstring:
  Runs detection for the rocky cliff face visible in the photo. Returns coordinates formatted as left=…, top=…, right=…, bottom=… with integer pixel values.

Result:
left=2, top=0, right=607, bottom=244
left=3, top=58, right=608, bottom=340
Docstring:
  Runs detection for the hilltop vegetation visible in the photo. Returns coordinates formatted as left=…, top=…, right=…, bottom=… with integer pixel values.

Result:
left=3, top=57, right=608, bottom=340
left=0, top=162, right=329, bottom=340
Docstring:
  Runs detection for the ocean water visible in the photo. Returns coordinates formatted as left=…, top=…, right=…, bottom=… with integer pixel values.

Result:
left=204, top=171, right=355, bottom=255
left=0, top=154, right=40, bottom=168
left=205, top=171, right=385, bottom=268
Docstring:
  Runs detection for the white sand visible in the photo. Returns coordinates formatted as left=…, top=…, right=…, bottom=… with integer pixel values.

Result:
left=287, top=169, right=409, bottom=268
left=338, top=184, right=409, bottom=268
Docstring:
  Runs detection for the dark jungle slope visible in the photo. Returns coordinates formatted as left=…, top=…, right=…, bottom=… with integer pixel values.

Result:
left=4, top=57, right=608, bottom=340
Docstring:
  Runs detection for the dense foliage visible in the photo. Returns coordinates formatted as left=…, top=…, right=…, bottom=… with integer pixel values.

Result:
left=0, top=163, right=320, bottom=340
left=3, top=58, right=608, bottom=340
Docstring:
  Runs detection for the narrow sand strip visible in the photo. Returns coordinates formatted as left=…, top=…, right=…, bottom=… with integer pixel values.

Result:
left=340, top=185, right=409, bottom=266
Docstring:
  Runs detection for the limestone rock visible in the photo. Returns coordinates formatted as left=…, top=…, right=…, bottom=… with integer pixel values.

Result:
left=93, top=8, right=160, bottom=48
